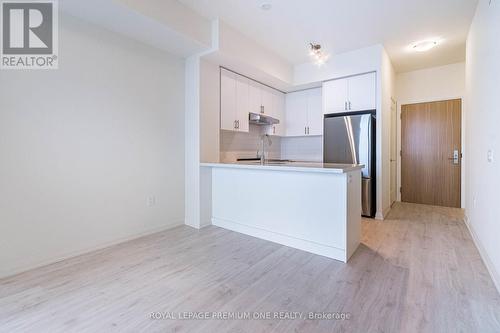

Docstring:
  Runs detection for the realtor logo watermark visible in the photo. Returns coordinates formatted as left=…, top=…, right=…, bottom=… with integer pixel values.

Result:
left=1, top=0, right=58, bottom=69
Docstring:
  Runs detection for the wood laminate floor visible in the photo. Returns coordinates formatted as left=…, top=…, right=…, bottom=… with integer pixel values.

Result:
left=1, top=203, right=500, bottom=333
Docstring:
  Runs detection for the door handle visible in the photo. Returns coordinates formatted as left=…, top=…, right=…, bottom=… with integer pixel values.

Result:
left=448, top=149, right=460, bottom=164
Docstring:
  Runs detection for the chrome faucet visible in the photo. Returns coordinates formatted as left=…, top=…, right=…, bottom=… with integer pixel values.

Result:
left=258, top=134, right=272, bottom=165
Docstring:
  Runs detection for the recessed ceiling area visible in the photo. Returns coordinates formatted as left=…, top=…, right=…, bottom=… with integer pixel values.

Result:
left=178, top=0, right=478, bottom=72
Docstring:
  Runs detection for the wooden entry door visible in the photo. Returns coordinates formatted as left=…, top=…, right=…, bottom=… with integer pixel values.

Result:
left=401, top=99, right=461, bottom=208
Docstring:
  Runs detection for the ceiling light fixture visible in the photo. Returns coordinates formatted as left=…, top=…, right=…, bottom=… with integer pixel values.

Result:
left=260, top=3, right=272, bottom=10
left=309, top=43, right=329, bottom=66
left=410, top=40, right=439, bottom=52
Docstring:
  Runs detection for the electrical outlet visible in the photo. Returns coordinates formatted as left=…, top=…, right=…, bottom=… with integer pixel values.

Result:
left=147, top=196, right=157, bottom=207
left=487, top=149, right=494, bottom=163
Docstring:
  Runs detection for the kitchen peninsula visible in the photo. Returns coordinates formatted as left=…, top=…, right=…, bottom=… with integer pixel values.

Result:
left=200, top=162, right=363, bottom=262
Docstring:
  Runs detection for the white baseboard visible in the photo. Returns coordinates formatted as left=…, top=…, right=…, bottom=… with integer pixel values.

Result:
left=383, top=205, right=392, bottom=218
left=0, top=221, right=184, bottom=280
left=464, top=214, right=500, bottom=294
left=375, top=205, right=393, bottom=220
left=212, top=217, right=347, bottom=262
left=184, top=220, right=212, bottom=229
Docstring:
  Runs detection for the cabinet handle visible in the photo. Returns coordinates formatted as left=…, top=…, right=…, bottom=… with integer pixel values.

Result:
left=260, top=105, right=264, bottom=114
left=307, top=126, right=310, bottom=135
left=234, top=120, right=237, bottom=129
left=345, top=101, right=347, bottom=110
left=273, top=126, right=276, bottom=134
left=304, top=126, right=307, bottom=135
left=348, top=101, right=352, bottom=110
left=237, top=120, right=239, bottom=129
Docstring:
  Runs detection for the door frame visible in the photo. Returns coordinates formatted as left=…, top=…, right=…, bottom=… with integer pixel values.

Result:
left=390, top=98, right=398, bottom=206
left=397, top=96, right=465, bottom=208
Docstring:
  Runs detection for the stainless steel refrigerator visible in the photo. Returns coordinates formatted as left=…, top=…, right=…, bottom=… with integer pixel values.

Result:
left=323, top=112, right=376, bottom=217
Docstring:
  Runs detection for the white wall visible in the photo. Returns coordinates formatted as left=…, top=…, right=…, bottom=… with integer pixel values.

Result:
left=217, top=21, right=293, bottom=86
left=117, top=0, right=212, bottom=48
left=379, top=48, right=396, bottom=218
left=184, top=55, right=202, bottom=229
left=396, top=62, right=466, bottom=203
left=464, top=0, right=500, bottom=292
left=397, top=62, right=466, bottom=103
left=200, top=59, right=220, bottom=163
left=0, top=15, right=185, bottom=278
left=60, top=0, right=210, bottom=58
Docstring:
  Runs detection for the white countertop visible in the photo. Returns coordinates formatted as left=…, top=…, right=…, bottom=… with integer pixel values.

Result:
left=200, top=161, right=364, bottom=174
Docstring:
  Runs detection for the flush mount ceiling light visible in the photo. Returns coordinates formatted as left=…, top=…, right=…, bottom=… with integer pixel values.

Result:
left=260, top=2, right=272, bottom=10
left=410, top=40, right=439, bottom=52
left=309, top=43, right=329, bottom=66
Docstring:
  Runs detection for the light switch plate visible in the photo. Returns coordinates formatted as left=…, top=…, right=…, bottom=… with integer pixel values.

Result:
left=147, top=196, right=157, bottom=207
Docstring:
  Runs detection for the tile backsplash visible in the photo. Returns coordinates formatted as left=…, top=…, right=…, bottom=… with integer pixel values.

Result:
left=220, top=125, right=281, bottom=162
left=281, top=136, right=323, bottom=162
left=220, top=125, right=323, bottom=163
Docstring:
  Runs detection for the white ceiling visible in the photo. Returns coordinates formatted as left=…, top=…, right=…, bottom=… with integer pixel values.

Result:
left=178, top=0, right=478, bottom=72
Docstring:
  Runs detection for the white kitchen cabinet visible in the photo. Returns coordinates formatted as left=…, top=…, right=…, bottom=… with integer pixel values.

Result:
left=285, top=90, right=308, bottom=136
left=323, top=78, right=348, bottom=114
left=220, top=69, right=237, bottom=131
left=220, top=68, right=286, bottom=134
left=248, top=80, right=262, bottom=114
left=285, top=88, right=322, bottom=136
left=268, top=91, right=286, bottom=136
left=220, top=69, right=249, bottom=132
left=307, top=88, right=323, bottom=136
left=248, top=81, right=274, bottom=116
left=261, top=86, right=274, bottom=117
left=323, top=72, right=376, bottom=114
left=235, top=76, right=250, bottom=132
left=348, top=72, right=376, bottom=112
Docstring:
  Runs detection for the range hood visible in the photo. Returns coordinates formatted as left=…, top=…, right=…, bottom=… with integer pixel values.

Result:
left=249, top=112, right=280, bottom=126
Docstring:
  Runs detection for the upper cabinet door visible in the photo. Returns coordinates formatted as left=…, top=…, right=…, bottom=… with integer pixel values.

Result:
left=220, top=69, right=237, bottom=131
left=285, top=90, right=308, bottom=136
left=348, top=72, right=376, bottom=112
left=269, top=91, right=286, bottom=136
left=261, top=87, right=274, bottom=116
left=323, top=78, right=348, bottom=114
left=235, top=76, right=250, bottom=132
left=248, top=80, right=262, bottom=114
left=307, top=88, right=323, bottom=136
